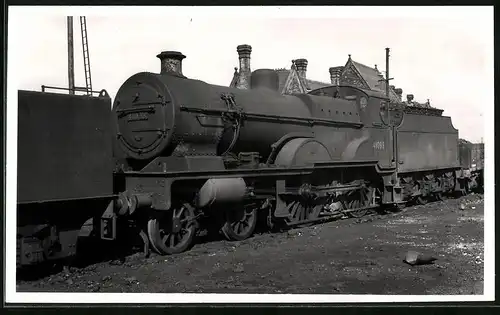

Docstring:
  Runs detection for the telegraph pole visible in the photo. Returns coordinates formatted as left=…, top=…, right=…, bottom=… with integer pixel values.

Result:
left=67, top=16, right=75, bottom=94
left=385, top=48, right=390, bottom=101
left=383, top=47, right=398, bottom=168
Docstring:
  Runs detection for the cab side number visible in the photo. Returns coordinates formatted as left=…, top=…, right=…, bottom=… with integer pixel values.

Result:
left=373, top=141, right=385, bottom=150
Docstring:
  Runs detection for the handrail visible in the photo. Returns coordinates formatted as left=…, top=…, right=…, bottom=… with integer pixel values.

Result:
left=40, top=85, right=108, bottom=97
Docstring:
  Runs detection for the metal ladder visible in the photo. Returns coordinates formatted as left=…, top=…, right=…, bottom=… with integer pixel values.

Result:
left=79, top=16, right=92, bottom=95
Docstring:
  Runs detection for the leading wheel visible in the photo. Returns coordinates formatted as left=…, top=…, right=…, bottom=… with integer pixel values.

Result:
left=221, top=203, right=258, bottom=241
left=147, top=203, right=197, bottom=255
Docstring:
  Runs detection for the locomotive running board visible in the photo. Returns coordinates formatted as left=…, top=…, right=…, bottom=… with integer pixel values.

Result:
left=122, top=160, right=379, bottom=179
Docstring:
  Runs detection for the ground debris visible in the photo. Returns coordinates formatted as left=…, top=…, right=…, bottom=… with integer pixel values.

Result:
left=124, top=276, right=139, bottom=285
left=287, top=230, right=302, bottom=237
left=403, top=250, right=438, bottom=266
left=233, top=263, right=245, bottom=273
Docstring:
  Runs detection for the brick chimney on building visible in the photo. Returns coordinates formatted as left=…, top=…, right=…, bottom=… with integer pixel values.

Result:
left=394, top=88, right=403, bottom=102
left=236, top=44, right=252, bottom=89
left=407, top=94, right=414, bottom=104
left=329, top=66, right=343, bottom=85
left=295, top=58, right=308, bottom=80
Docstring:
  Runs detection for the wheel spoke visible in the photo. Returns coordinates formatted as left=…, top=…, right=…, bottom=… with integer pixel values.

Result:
left=345, top=187, right=371, bottom=219
left=176, top=206, right=185, bottom=219
left=306, top=206, right=312, bottom=219
left=290, top=202, right=299, bottom=220
left=298, top=205, right=304, bottom=221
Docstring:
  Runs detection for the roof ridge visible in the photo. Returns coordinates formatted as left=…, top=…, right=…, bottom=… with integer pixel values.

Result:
left=351, top=59, right=380, bottom=74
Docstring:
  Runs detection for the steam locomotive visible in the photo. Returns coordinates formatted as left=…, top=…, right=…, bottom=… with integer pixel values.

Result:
left=16, top=50, right=483, bottom=267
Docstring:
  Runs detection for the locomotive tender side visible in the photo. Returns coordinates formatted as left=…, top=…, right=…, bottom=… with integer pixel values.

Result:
left=17, top=89, right=114, bottom=267
left=309, top=84, right=467, bottom=203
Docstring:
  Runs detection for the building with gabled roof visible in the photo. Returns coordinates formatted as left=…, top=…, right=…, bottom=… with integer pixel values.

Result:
left=228, top=44, right=442, bottom=115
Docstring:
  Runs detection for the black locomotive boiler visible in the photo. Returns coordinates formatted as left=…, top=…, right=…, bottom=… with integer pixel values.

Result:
left=16, top=50, right=482, bottom=267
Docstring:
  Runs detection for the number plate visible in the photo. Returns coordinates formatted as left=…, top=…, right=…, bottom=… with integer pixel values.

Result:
left=127, top=112, right=149, bottom=122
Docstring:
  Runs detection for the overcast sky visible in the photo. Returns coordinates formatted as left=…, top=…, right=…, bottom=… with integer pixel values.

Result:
left=8, top=6, right=493, bottom=143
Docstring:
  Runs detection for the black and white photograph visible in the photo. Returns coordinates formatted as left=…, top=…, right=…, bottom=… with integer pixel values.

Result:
left=5, top=5, right=494, bottom=304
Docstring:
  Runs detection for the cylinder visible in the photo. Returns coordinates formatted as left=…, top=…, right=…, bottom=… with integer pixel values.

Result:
left=197, top=178, right=247, bottom=208
left=250, top=69, right=279, bottom=91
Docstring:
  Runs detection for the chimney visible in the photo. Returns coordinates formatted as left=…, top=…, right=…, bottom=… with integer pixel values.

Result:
left=157, top=51, right=186, bottom=77
left=295, top=58, right=308, bottom=80
left=237, top=44, right=252, bottom=73
left=329, top=66, right=343, bottom=85
left=394, top=88, right=403, bottom=101
left=236, top=44, right=252, bottom=89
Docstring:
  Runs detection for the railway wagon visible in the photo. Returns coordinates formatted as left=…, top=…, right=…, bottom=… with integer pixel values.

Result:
left=16, top=89, right=114, bottom=267
left=458, top=139, right=484, bottom=192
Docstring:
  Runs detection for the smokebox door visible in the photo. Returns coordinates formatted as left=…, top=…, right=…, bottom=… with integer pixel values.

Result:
left=114, top=77, right=175, bottom=160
